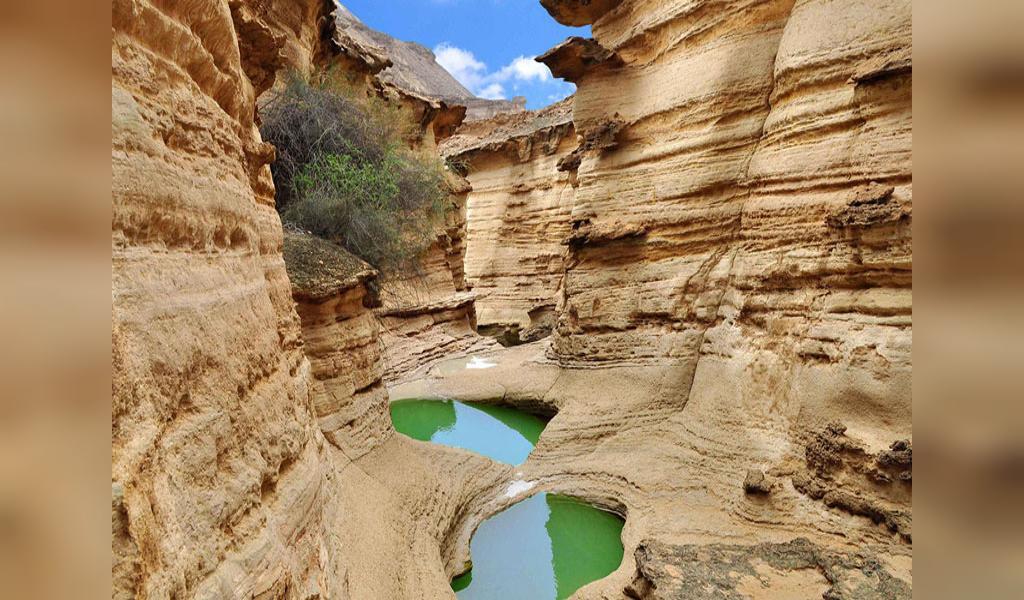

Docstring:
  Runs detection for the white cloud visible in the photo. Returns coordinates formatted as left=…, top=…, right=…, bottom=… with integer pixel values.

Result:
left=494, top=56, right=551, bottom=83
left=433, top=43, right=558, bottom=102
left=478, top=83, right=507, bottom=100
left=546, top=83, right=574, bottom=103
left=434, top=43, right=488, bottom=91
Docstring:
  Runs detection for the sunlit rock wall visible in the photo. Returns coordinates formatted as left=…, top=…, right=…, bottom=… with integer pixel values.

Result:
left=111, top=1, right=347, bottom=597
left=539, top=0, right=912, bottom=432
left=525, top=0, right=913, bottom=595
left=251, top=0, right=338, bottom=81
left=375, top=175, right=497, bottom=381
left=295, top=14, right=494, bottom=382
left=283, top=232, right=394, bottom=459
left=441, top=100, right=578, bottom=341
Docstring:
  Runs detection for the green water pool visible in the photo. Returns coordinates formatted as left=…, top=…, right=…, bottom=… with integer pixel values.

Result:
left=389, top=398, right=547, bottom=465
left=452, top=492, right=625, bottom=600
left=388, top=398, right=626, bottom=599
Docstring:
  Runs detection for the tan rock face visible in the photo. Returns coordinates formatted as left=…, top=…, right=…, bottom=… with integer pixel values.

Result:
left=283, top=232, right=393, bottom=458
left=112, top=3, right=504, bottom=599
left=544, top=0, right=912, bottom=380
left=112, top=1, right=344, bottom=597
left=409, top=0, right=912, bottom=597
left=531, top=0, right=913, bottom=594
left=242, top=0, right=338, bottom=82
left=537, top=3, right=915, bottom=558
left=536, top=0, right=914, bottom=455
left=442, top=100, right=578, bottom=337
left=541, top=0, right=624, bottom=27
left=113, top=0, right=912, bottom=597
left=375, top=189, right=499, bottom=381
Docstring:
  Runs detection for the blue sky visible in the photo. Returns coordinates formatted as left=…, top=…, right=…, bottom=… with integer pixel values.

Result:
left=340, top=1, right=589, bottom=109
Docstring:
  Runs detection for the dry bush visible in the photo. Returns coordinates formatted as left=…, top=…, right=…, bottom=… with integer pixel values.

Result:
left=261, top=74, right=446, bottom=273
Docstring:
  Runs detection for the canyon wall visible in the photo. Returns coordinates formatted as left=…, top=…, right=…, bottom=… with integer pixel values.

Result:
left=252, top=0, right=337, bottom=81
left=541, top=0, right=912, bottom=375
left=374, top=178, right=497, bottom=382
left=369, top=168, right=487, bottom=380
left=283, top=231, right=393, bottom=459
left=112, top=2, right=513, bottom=599
left=537, top=0, right=913, bottom=595
left=297, top=10, right=496, bottom=382
left=442, top=100, right=577, bottom=343
left=536, top=0, right=912, bottom=457
left=111, top=1, right=346, bottom=596
left=112, top=0, right=912, bottom=597
left=413, top=0, right=913, bottom=597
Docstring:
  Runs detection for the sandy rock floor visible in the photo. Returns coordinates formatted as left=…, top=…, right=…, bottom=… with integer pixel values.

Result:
left=372, top=341, right=911, bottom=599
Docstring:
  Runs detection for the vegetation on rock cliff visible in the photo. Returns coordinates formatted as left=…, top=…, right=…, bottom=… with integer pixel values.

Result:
left=261, top=74, right=447, bottom=272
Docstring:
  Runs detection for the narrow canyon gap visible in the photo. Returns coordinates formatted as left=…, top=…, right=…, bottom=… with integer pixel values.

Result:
left=112, top=0, right=912, bottom=598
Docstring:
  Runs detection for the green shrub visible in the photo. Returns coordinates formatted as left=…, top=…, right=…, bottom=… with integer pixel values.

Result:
left=261, top=73, right=446, bottom=273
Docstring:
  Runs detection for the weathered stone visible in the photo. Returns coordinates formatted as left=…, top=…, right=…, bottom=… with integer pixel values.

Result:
left=422, top=0, right=913, bottom=597
left=540, top=0, right=624, bottom=27
left=743, top=469, right=772, bottom=495
left=537, top=37, right=624, bottom=82
left=441, top=100, right=578, bottom=336
left=113, top=0, right=913, bottom=597
left=112, top=1, right=342, bottom=595
left=624, top=538, right=910, bottom=599
left=113, top=3, right=513, bottom=599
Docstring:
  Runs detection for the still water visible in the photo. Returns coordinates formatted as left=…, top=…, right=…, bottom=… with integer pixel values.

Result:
left=389, top=398, right=546, bottom=465
left=451, top=492, right=625, bottom=600
left=388, top=398, right=625, bottom=599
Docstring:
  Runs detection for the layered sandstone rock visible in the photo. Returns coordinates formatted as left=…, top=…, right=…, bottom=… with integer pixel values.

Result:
left=276, top=231, right=516, bottom=598
left=410, top=0, right=913, bottom=598
left=376, top=173, right=499, bottom=382
left=455, top=0, right=909, bottom=595
left=323, top=16, right=467, bottom=150
left=111, top=1, right=344, bottom=596
left=113, top=0, right=912, bottom=598
left=283, top=231, right=393, bottom=459
left=285, top=7, right=497, bottom=382
left=248, top=0, right=338, bottom=81
left=539, top=0, right=913, bottom=508
left=112, top=2, right=514, bottom=599
left=541, top=0, right=912, bottom=378
left=441, top=99, right=578, bottom=343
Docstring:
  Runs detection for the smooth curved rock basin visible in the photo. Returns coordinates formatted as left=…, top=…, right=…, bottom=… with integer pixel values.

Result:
left=390, top=398, right=546, bottom=465
left=389, top=398, right=625, bottom=598
left=452, top=492, right=624, bottom=599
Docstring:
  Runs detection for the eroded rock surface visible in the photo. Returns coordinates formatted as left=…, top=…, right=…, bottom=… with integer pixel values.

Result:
left=542, top=0, right=912, bottom=378
left=113, top=2, right=511, bottom=598
left=283, top=231, right=392, bottom=458
left=441, top=100, right=578, bottom=339
left=626, top=537, right=910, bottom=599
left=113, top=0, right=912, bottom=598
left=413, top=0, right=913, bottom=597
left=112, top=1, right=340, bottom=595
left=372, top=163, right=498, bottom=381
left=792, top=423, right=912, bottom=542
left=299, top=12, right=497, bottom=381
